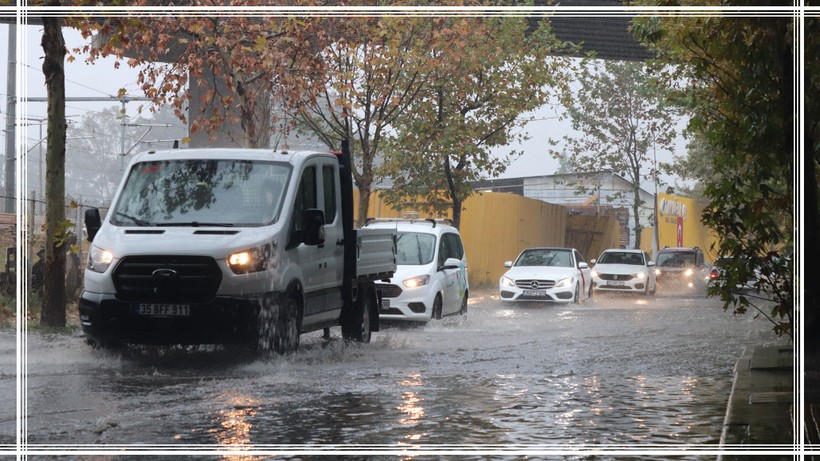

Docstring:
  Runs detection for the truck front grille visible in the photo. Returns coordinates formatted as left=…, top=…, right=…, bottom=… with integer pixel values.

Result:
left=112, top=255, right=222, bottom=303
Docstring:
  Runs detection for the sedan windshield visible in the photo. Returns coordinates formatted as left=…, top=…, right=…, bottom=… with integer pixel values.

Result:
left=396, top=232, right=436, bottom=265
left=514, top=249, right=572, bottom=268
left=598, top=252, right=644, bottom=265
left=111, top=159, right=291, bottom=227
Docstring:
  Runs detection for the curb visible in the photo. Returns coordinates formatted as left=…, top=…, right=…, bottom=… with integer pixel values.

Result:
left=718, top=345, right=795, bottom=460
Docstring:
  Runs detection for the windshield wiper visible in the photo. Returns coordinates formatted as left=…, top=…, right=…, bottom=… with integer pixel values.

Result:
left=115, top=212, right=152, bottom=227
left=156, top=222, right=236, bottom=227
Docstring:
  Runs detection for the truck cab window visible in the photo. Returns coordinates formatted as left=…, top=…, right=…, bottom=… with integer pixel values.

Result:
left=291, top=166, right=318, bottom=245
left=322, top=165, right=337, bottom=224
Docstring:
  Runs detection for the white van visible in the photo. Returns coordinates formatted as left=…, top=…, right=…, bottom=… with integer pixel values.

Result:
left=364, top=218, right=468, bottom=322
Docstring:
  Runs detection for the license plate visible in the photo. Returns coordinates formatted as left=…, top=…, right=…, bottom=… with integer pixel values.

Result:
left=138, top=303, right=190, bottom=317
left=523, top=290, right=546, bottom=297
left=607, top=281, right=625, bottom=286
left=380, top=299, right=390, bottom=310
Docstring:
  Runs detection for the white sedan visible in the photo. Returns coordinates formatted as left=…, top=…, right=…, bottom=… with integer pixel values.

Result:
left=590, top=249, right=657, bottom=295
left=499, top=247, right=592, bottom=303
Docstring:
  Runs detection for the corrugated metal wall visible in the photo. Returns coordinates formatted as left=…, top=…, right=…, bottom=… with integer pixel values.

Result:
left=361, top=190, right=575, bottom=287
left=566, top=212, right=622, bottom=262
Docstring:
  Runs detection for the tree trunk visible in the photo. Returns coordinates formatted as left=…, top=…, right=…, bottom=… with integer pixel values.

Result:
left=40, top=15, right=67, bottom=328
left=632, top=185, right=642, bottom=250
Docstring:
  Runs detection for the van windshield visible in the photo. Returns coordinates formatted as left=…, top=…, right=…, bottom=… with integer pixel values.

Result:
left=396, top=232, right=436, bottom=265
left=111, top=159, right=291, bottom=227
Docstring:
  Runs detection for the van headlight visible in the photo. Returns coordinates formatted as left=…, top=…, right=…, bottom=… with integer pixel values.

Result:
left=227, top=243, right=274, bottom=274
left=555, top=277, right=573, bottom=288
left=500, top=276, right=515, bottom=287
left=87, top=245, right=114, bottom=273
left=684, top=268, right=694, bottom=277
left=403, top=274, right=430, bottom=288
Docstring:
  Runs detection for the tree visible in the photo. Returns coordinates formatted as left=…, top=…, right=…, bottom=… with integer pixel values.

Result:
left=76, top=1, right=327, bottom=148
left=64, top=106, right=187, bottom=203
left=548, top=59, right=678, bottom=249
left=40, top=8, right=69, bottom=328
left=383, top=16, right=572, bottom=228
left=633, top=10, right=799, bottom=339
left=290, top=16, right=436, bottom=227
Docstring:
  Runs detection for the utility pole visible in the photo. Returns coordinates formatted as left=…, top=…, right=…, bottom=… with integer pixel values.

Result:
left=3, top=23, right=16, bottom=214
left=652, top=139, right=660, bottom=260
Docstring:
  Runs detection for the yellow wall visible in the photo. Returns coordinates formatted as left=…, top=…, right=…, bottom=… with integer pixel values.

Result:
left=639, top=193, right=719, bottom=263
left=362, top=190, right=567, bottom=287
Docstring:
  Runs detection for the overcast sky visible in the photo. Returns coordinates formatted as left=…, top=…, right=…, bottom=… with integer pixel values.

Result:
left=1, top=21, right=686, bottom=196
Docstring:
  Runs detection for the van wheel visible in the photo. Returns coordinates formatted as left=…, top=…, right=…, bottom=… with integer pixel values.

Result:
left=274, top=295, right=300, bottom=354
left=342, top=284, right=373, bottom=343
left=432, top=294, right=443, bottom=320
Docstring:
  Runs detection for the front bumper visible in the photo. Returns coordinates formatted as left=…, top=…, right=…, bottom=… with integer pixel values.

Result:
left=376, top=283, right=435, bottom=322
left=79, top=291, right=261, bottom=345
left=592, top=275, right=646, bottom=293
left=498, top=285, right=574, bottom=302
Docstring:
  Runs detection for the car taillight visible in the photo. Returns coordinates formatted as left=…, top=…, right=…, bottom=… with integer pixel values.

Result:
left=709, top=271, right=719, bottom=279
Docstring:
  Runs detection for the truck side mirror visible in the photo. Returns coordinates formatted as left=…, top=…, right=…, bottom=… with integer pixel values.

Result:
left=303, top=208, right=325, bottom=246
left=85, top=208, right=101, bottom=242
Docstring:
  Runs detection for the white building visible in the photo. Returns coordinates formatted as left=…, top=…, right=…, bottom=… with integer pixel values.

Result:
left=474, top=170, right=656, bottom=249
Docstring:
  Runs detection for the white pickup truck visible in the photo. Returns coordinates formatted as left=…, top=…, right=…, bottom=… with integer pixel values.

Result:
left=80, top=143, right=396, bottom=353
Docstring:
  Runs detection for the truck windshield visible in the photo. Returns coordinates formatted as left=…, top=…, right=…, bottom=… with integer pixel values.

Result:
left=396, top=232, right=436, bottom=265
left=111, top=159, right=291, bottom=227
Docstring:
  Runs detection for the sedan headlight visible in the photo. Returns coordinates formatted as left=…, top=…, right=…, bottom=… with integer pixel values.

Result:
left=403, top=274, right=430, bottom=288
left=590, top=270, right=599, bottom=278
left=555, top=276, right=573, bottom=288
left=87, top=245, right=114, bottom=273
left=500, top=276, right=515, bottom=288
left=227, top=243, right=274, bottom=274
left=635, top=272, right=646, bottom=280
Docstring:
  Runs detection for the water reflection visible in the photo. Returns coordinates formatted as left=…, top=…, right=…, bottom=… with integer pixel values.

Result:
left=398, top=373, right=426, bottom=441
left=209, top=393, right=258, bottom=460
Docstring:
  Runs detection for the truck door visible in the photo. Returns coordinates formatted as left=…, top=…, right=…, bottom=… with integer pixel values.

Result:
left=316, top=161, right=344, bottom=316
left=290, top=163, right=325, bottom=318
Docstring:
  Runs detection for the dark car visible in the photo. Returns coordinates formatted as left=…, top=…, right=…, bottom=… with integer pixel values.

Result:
left=654, top=246, right=710, bottom=292
left=708, top=256, right=759, bottom=293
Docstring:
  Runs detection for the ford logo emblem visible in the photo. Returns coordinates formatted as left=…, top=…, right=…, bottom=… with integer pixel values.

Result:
left=152, top=268, right=178, bottom=280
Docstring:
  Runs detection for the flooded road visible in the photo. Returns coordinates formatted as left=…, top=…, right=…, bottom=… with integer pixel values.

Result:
left=1, top=289, right=782, bottom=459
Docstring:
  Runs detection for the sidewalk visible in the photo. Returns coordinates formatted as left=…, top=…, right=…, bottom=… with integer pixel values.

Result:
left=718, top=345, right=796, bottom=460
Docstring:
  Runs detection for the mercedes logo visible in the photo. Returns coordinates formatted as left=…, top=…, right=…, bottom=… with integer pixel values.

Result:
left=531, top=281, right=539, bottom=289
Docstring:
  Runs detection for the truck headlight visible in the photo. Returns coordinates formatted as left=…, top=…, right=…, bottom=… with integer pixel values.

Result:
left=555, top=277, right=573, bottom=288
left=87, top=245, right=114, bottom=273
left=227, top=243, right=273, bottom=274
left=403, top=274, right=430, bottom=288
left=500, top=276, right=515, bottom=287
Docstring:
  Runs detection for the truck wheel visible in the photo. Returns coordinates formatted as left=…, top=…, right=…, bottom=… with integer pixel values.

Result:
left=274, top=295, right=300, bottom=355
left=342, top=284, right=373, bottom=343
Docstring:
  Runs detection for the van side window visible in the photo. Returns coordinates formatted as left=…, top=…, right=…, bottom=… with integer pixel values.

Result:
left=322, top=164, right=337, bottom=224
left=438, top=233, right=463, bottom=268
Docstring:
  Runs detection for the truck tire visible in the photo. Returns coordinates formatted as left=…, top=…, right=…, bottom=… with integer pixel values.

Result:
left=342, top=283, right=373, bottom=343
left=274, top=295, right=300, bottom=355
left=257, top=293, right=300, bottom=354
